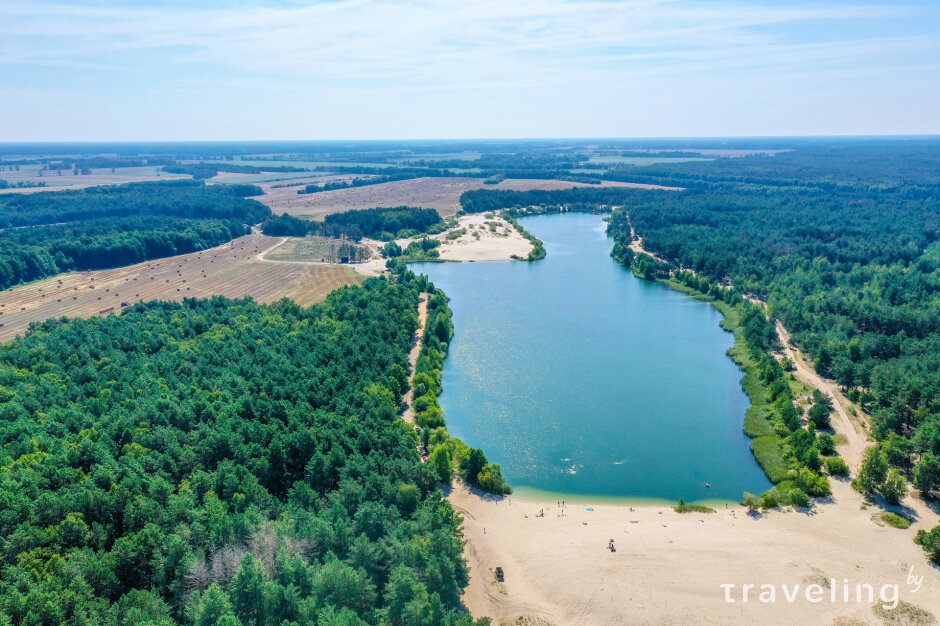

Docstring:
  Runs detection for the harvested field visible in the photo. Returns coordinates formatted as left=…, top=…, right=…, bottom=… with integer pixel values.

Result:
left=585, top=156, right=712, bottom=165
left=625, top=148, right=789, bottom=157
left=253, top=174, right=377, bottom=213
left=263, top=235, right=373, bottom=263
left=0, top=166, right=188, bottom=193
left=0, top=235, right=361, bottom=342
left=274, top=177, right=676, bottom=220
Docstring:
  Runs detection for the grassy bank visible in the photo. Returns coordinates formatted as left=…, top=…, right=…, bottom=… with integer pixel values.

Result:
left=607, top=258, right=835, bottom=509
left=660, top=277, right=789, bottom=484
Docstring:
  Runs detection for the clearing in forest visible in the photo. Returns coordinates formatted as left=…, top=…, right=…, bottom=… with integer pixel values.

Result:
left=0, top=234, right=361, bottom=342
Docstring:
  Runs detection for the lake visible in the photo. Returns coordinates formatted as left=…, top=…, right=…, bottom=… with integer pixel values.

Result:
left=413, top=213, right=771, bottom=503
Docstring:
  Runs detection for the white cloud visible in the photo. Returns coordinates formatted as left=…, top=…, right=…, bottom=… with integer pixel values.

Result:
left=0, top=0, right=936, bottom=139
left=0, top=1, right=918, bottom=79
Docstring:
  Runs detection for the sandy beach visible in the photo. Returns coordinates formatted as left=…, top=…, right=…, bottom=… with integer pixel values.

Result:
left=448, top=478, right=940, bottom=625
left=435, top=214, right=533, bottom=262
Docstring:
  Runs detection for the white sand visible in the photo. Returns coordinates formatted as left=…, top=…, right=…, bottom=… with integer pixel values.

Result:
left=449, top=478, right=940, bottom=625
left=436, top=214, right=533, bottom=262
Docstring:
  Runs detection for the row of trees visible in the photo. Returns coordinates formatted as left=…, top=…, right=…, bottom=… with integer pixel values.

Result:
left=298, top=173, right=430, bottom=194
left=0, top=180, right=269, bottom=229
left=262, top=207, right=443, bottom=242
left=163, top=163, right=306, bottom=180
left=459, top=187, right=629, bottom=214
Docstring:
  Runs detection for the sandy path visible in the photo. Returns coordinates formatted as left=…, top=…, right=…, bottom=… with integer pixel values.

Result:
left=774, top=321, right=869, bottom=468
left=401, top=293, right=429, bottom=424
left=449, top=479, right=940, bottom=625
left=257, top=237, right=288, bottom=261
left=628, top=220, right=668, bottom=264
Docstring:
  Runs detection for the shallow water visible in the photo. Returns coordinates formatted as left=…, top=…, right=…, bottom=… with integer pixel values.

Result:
left=413, top=213, right=771, bottom=502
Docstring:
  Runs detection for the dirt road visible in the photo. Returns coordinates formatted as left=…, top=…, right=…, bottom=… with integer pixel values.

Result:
left=401, top=293, right=429, bottom=424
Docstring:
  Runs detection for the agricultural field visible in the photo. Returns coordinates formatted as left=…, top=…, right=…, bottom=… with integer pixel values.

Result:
left=625, top=148, right=790, bottom=157
left=0, top=234, right=361, bottom=342
left=388, top=152, right=482, bottom=162
left=226, top=159, right=399, bottom=169
left=263, top=235, right=373, bottom=263
left=250, top=174, right=377, bottom=213
left=0, top=165, right=188, bottom=192
left=275, top=176, right=664, bottom=219
left=205, top=171, right=319, bottom=184
left=583, top=156, right=713, bottom=166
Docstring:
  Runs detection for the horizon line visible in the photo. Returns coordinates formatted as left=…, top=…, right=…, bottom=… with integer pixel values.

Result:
left=1, top=133, right=939, bottom=146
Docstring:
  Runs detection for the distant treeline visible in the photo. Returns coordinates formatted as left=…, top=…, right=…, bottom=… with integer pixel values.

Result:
left=601, top=144, right=940, bottom=191
left=0, top=180, right=46, bottom=190
left=313, top=166, right=457, bottom=177
left=44, top=157, right=176, bottom=170
left=404, top=153, right=577, bottom=171
left=163, top=162, right=307, bottom=180
left=0, top=180, right=269, bottom=228
left=459, top=187, right=630, bottom=213
left=482, top=170, right=600, bottom=184
left=0, top=217, right=249, bottom=290
left=298, top=174, right=411, bottom=194
left=263, top=206, right=442, bottom=241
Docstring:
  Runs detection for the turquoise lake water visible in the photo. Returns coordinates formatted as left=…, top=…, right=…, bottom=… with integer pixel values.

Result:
left=412, top=213, right=771, bottom=503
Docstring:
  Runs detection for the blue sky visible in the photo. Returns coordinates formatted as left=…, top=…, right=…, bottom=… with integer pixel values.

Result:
left=1, top=0, right=938, bottom=140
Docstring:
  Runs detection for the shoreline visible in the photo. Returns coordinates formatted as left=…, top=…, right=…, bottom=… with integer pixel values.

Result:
left=449, top=478, right=940, bottom=624
left=437, top=212, right=939, bottom=623
left=509, top=485, right=739, bottom=508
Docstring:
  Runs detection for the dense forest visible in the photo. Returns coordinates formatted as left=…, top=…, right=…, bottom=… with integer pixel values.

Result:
left=0, top=181, right=272, bottom=291
left=0, top=217, right=249, bottom=290
left=0, top=276, right=490, bottom=625
left=601, top=141, right=940, bottom=190
left=262, top=207, right=443, bottom=242
left=0, top=181, right=269, bottom=229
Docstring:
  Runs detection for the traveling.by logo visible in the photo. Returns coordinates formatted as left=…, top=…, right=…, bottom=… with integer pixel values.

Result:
left=720, top=568, right=922, bottom=611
